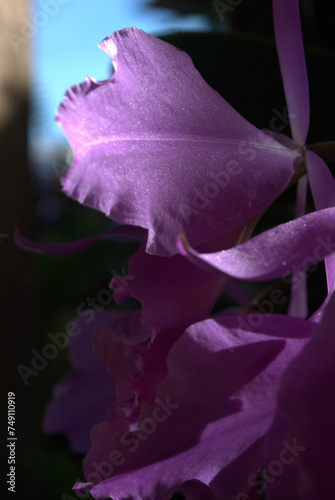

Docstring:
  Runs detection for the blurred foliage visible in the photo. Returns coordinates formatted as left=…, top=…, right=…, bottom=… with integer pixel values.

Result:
left=150, top=0, right=335, bottom=49
left=160, top=31, right=335, bottom=141
left=150, top=0, right=216, bottom=18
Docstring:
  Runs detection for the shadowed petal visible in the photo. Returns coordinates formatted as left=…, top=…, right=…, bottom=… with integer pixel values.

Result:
left=43, top=311, right=149, bottom=453
left=111, top=239, right=232, bottom=338
left=287, top=175, right=309, bottom=318
left=92, top=311, right=151, bottom=421
left=43, top=311, right=116, bottom=453
left=266, top=292, right=335, bottom=500
left=75, top=314, right=314, bottom=500
left=177, top=480, right=223, bottom=500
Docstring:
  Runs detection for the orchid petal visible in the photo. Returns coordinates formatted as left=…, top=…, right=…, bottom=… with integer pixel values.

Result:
left=224, top=278, right=252, bottom=307
left=58, top=27, right=299, bottom=256
left=266, top=292, right=335, bottom=500
left=272, top=0, right=309, bottom=145
left=287, top=271, right=308, bottom=318
left=178, top=207, right=335, bottom=282
left=111, top=237, right=233, bottom=338
left=306, top=150, right=335, bottom=210
left=43, top=311, right=116, bottom=453
left=177, top=480, right=223, bottom=500
left=76, top=314, right=313, bottom=500
left=306, top=150, right=335, bottom=293
left=92, top=311, right=151, bottom=421
left=44, top=311, right=150, bottom=454
left=287, top=175, right=308, bottom=318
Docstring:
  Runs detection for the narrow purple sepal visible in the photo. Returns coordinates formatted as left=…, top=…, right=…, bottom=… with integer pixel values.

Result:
left=272, top=0, right=310, bottom=145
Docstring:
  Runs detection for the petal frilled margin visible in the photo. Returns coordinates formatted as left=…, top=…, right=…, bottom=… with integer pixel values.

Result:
left=74, top=315, right=314, bottom=500
left=177, top=207, right=335, bottom=282
left=265, top=292, right=335, bottom=500
left=272, top=0, right=309, bottom=145
left=58, top=27, right=299, bottom=257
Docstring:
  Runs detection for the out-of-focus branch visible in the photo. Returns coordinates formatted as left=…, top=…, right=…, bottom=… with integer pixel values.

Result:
left=0, top=0, right=30, bottom=130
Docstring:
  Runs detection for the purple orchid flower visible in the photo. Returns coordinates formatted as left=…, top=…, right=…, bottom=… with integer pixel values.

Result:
left=43, top=310, right=150, bottom=454
left=110, top=233, right=237, bottom=340
left=57, top=25, right=301, bottom=257
left=42, top=0, right=335, bottom=498
left=70, top=304, right=321, bottom=499
left=43, top=311, right=117, bottom=453
left=177, top=206, right=335, bottom=307
left=265, top=291, right=335, bottom=500
left=44, top=293, right=335, bottom=499
left=179, top=0, right=335, bottom=322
